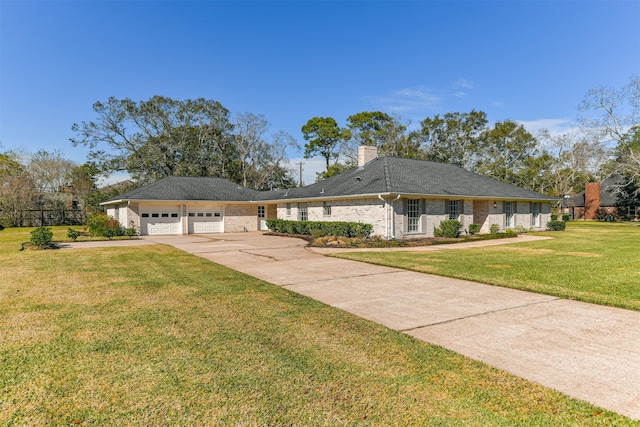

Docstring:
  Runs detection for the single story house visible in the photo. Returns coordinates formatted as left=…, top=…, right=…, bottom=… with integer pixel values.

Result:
left=102, top=146, right=557, bottom=238
left=562, top=176, right=638, bottom=221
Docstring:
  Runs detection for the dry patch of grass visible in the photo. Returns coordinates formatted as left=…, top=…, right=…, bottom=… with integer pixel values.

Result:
left=0, top=226, right=632, bottom=425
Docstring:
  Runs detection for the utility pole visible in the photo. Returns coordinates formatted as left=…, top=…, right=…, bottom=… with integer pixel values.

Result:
left=296, top=161, right=304, bottom=187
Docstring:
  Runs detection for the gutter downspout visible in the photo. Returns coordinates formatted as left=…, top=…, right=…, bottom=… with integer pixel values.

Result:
left=377, top=195, right=389, bottom=239
left=126, top=200, right=131, bottom=228
left=390, top=195, right=401, bottom=239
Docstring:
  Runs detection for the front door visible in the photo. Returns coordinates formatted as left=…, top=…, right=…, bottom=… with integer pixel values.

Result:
left=258, top=205, right=267, bottom=230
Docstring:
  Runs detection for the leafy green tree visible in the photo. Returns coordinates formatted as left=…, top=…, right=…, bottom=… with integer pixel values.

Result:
left=344, top=111, right=409, bottom=158
left=315, top=162, right=356, bottom=181
left=417, top=110, right=488, bottom=170
left=71, top=96, right=237, bottom=183
left=301, top=117, right=350, bottom=170
left=476, top=120, right=539, bottom=186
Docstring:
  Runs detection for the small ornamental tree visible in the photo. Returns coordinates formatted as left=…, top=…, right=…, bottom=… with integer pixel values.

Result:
left=30, top=226, right=54, bottom=249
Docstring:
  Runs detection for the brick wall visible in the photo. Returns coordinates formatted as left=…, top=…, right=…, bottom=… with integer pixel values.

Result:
left=225, top=204, right=258, bottom=232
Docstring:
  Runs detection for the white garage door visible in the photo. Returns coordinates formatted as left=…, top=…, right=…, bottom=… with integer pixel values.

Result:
left=188, top=206, right=223, bottom=234
left=140, top=206, right=181, bottom=235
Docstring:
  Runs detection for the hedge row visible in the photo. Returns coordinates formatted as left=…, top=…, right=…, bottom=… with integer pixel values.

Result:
left=266, top=218, right=373, bottom=238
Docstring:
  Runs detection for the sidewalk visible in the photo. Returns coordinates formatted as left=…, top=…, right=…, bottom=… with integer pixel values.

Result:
left=65, top=233, right=640, bottom=419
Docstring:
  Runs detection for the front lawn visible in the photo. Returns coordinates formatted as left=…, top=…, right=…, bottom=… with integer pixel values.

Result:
left=333, top=222, right=640, bottom=311
left=0, top=226, right=631, bottom=425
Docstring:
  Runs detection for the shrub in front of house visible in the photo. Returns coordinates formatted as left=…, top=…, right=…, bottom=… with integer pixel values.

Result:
left=562, top=214, right=570, bottom=222
left=546, top=220, right=566, bottom=231
left=123, top=221, right=139, bottom=238
left=434, top=220, right=462, bottom=238
left=30, top=226, right=54, bottom=249
left=266, top=219, right=373, bottom=238
left=468, top=223, right=481, bottom=235
left=490, top=224, right=500, bottom=234
left=87, top=213, right=125, bottom=238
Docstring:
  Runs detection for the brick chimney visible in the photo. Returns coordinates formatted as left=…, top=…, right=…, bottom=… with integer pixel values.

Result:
left=358, top=146, right=378, bottom=167
left=584, top=182, right=601, bottom=220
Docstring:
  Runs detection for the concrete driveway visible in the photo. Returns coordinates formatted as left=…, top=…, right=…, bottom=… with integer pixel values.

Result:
left=71, top=233, right=640, bottom=419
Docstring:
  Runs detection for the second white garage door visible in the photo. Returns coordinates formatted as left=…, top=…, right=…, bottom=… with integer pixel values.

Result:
left=188, top=207, right=223, bottom=234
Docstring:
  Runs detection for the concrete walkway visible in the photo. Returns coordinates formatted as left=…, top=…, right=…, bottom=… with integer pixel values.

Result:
left=66, top=233, right=640, bottom=419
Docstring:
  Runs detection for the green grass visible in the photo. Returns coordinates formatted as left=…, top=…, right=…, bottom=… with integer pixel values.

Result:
left=1, top=226, right=635, bottom=425
left=333, top=222, right=640, bottom=311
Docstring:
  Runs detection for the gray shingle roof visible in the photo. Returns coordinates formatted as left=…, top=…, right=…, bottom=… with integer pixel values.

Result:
left=104, top=176, right=260, bottom=203
left=104, top=156, right=557, bottom=204
left=562, top=176, right=627, bottom=208
left=258, top=157, right=556, bottom=201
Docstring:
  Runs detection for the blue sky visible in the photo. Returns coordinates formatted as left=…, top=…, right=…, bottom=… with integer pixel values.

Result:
left=1, top=0, right=639, bottom=184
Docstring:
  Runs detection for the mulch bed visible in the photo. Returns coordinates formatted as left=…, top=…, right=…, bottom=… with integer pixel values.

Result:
left=264, top=232, right=503, bottom=248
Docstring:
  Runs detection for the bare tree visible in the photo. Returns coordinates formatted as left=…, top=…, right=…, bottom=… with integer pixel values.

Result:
left=234, top=113, right=299, bottom=190
left=27, top=149, right=76, bottom=194
left=579, top=75, right=640, bottom=192
left=579, top=75, right=639, bottom=147
left=537, top=129, right=605, bottom=197
left=0, top=151, right=38, bottom=226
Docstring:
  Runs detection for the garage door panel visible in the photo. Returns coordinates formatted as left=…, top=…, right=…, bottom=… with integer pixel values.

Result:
left=188, top=207, right=223, bottom=234
left=140, top=207, right=181, bottom=235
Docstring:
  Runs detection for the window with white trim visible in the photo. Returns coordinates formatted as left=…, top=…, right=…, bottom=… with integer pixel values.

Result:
left=504, top=201, right=514, bottom=228
left=285, top=203, right=291, bottom=216
left=531, top=202, right=541, bottom=227
left=323, top=201, right=331, bottom=216
left=298, top=202, right=308, bottom=221
left=407, top=199, right=420, bottom=232
left=448, top=200, right=460, bottom=220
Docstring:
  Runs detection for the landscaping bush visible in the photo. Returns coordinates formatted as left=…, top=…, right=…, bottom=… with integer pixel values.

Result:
left=67, top=228, right=81, bottom=241
left=546, top=220, right=566, bottom=231
left=551, top=214, right=558, bottom=221
left=490, top=224, right=500, bottom=234
left=87, top=213, right=124, bottom=238
left=124, top=221, right=138, bottom=238
left=434, top=220, right=462, bottom=238
left=562, top=214, right=570, bottom=222
left=468, top=223, right=481, bottom=235
left=266, top=218, right=373, bottom=238
left=30, top=226, right=54, bottom=249
left=504, top=228, right=518, bottom=237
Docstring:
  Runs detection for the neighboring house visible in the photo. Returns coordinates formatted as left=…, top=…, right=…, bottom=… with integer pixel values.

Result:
left=102, top=146, right=556, bottom=238
left=562, top=176, right=639, bottom=221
